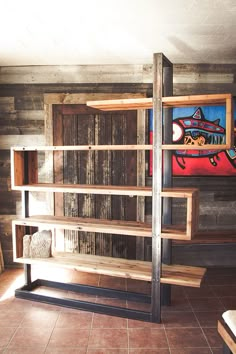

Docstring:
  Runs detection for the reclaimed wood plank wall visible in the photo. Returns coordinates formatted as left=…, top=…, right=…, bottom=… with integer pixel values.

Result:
left=0, top=63, right=236, bottom=266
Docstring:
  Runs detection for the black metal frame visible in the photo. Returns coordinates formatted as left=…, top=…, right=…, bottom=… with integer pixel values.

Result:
left=15, top=279, right=152, bottom=322
left=151, top=53, right=173, bottom=320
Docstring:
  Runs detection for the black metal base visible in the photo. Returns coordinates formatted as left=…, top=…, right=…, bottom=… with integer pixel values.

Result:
left=223, top=342, right=232, bottom=354
left=15, top=279, right=157, bottom=322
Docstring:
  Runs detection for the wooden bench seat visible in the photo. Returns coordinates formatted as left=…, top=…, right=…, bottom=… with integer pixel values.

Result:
left=218, top=311, right=236, bottom=354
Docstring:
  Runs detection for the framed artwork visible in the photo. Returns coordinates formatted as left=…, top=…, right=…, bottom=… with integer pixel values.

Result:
left=149, top=103, right=236, bottom=176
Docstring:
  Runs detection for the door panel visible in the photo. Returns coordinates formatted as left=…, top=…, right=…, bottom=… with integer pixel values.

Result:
left=53, top=104, right=137, bottom=259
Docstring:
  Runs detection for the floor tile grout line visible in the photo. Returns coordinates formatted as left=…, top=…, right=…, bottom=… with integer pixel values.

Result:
left=127, top=318, right=130, bottom=352
left=86, top=311, right=94, bottom=354
left=189, top=295, right=214, bottom=354
left=1, top=326, right=19, bottom=353
left=211, top=285, right=228, bottom=312
left=1, top=276, right=28, bottom=353
left=41, top=301, right=61, bottom=354
left=209, top=283, right=222, bottom=298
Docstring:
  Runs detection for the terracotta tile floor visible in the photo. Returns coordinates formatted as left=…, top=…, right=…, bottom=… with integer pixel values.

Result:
left=0, top=266, right=235, bottom=353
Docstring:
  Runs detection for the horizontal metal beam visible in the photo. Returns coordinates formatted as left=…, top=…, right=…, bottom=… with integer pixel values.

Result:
left=15, top=278, right=153, bottom=322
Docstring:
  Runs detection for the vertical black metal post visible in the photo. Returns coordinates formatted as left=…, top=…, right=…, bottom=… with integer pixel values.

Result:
left=161, top=59, right=173, bottom=306
left=22, top=151, right=32, bottom=286
left=151, top=53, right=163, bottom=323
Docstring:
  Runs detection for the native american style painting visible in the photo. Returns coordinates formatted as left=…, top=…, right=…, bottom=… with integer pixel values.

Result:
left=149, top=104, right=236, bottom=176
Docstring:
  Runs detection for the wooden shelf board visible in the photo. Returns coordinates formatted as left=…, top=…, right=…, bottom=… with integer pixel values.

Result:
left=87, top=94, right=232, bottom=111
left=162, top=93, right=232, bottom=107
left=173, top=229, right=236, bottom=244
left=87, top=97, right=153, bottom=111
left=11, top=143, right=229, bottom=153
left=86, top=93, right=233, bottom=150
left=161, top=187, right=199, bottom=198
left=12, top=144, right=152, bottom=151
left=13, top=216, right=195, bottom=240
left=12, top=184, right=198, bottom=198
left=13, top=183, right=152, bottom=196
left=14, top=253, right=206, bottom=287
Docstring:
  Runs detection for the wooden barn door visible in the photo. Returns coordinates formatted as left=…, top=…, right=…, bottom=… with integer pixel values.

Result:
left=52, top=103, right=138, bottom=259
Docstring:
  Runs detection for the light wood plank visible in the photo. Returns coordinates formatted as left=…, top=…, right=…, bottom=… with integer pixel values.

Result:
left=14, top=216, right=151, bottom=237
left=163, top=93, right=232, bottom=106
left=44, top=93, right=146, bottom=105
left=13, top=252, right=206, bottom=287
left=11, top=183, right=198, bottom=198
left=87, top=93, right=233, bottom=150
left=12, top=145, right=152, bottom=151
left=87, top=97, right=153, bottom=110
left=13, top=216, right=195, bottom=240
left=0, top=135, right=45, bottom=150
left=218, top=319, right=236, bottom=354
left=87, top=94, right=232, bottom=110
left=12, top=183, right=152, bottom=196
left=161, top=144, right=230, bottom=150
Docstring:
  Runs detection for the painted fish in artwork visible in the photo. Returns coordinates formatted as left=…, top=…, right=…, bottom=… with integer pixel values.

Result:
left=172, top=107, right=236, bottom=169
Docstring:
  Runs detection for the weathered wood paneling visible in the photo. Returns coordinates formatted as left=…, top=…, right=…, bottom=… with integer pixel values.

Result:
left=0, top=97, right=14, bottom=112
left=0, top=119, right=43, bottom=135
left=173, top=64, right=236, bottom=95
left=1, top=64, right=236, bottom=86
left=0, top=192, right=21, bottom=214
left=94, top=113, right=113, bottom=257
left=0, top=65, right=152, bottom=84
left=0, top=135, right=45, bottom=149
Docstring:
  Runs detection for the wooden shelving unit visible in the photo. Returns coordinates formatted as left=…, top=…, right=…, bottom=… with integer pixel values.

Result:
left=11, top=147, right=199, bottom=241
left=87, top=94, right=232, bottom=110
left=11, top=53, right=210, bottom=323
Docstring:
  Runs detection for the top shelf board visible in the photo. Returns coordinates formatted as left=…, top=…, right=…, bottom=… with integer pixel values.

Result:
left=87, top=94, right=233, bottom=111
left=13, top=252, right=206, bottom=288
left=11, top=145, right=152, bottom=152
left=87, top=93, right=234, bottom=150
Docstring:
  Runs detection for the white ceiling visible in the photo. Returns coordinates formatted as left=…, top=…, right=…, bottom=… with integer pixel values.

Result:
left=1, top=0, right=236, bottom=66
